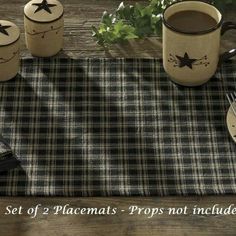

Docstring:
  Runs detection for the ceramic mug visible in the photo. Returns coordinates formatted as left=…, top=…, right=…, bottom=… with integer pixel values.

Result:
left=162, top=1, right=236, bottom=87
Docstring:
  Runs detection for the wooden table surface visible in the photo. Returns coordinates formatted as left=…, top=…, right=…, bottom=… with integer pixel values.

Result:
left=0, top=1, right=236, bottom=235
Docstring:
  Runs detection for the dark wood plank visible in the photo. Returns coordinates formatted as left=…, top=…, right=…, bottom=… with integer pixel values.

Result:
left=0, top=1, right=236, bottom=235
left=0, top=196, right=236, bottom=236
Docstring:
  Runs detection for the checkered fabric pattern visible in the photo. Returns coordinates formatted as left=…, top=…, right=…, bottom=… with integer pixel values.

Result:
left=0, top=58, right=235, bottom=196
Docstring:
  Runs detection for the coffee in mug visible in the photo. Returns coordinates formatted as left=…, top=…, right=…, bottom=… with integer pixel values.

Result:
left=167, top=10, right=217, bottom=33
left=162, top=1, right=236, bottom=87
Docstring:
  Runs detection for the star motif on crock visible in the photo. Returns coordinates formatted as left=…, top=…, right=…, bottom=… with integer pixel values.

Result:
left=32, top=0, right=57, bottom=14
left=0, top=24, right=11, bottom=36
left=168, top=53, right=210, bottom=69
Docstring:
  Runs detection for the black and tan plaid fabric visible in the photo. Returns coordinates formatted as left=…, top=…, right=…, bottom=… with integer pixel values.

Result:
left=0, top=58, right=235, bottom=196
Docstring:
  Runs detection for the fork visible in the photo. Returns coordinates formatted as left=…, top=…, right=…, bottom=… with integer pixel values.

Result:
left=226, top=92, right=236, bottom=116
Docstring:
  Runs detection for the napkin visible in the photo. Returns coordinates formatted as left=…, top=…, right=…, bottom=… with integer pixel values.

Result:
left=0, top=135, right=20, bottom=172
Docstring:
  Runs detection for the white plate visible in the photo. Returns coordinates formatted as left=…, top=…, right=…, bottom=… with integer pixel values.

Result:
left=226, top=102, right=236, bottom=143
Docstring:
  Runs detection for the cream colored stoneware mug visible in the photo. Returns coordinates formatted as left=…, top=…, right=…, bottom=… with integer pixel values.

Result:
left=163, top=1, right=236, bottom=87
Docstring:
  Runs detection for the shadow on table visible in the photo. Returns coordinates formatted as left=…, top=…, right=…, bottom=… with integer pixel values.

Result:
left=36, top=58, right=163, bottom=196
left=105, top=37, right=163, bottom=58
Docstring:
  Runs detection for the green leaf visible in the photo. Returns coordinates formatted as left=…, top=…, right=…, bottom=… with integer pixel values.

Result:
left=101, top=11, right=113, bottom=26
left=92, top=0, right=235, bottom=47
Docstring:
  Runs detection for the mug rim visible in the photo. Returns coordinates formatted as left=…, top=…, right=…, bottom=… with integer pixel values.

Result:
left=162, top=0, right=224, bottom=35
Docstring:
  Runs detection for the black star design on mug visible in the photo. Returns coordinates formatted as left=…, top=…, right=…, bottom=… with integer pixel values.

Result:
left=176, top=52, right=197, bottom=69
left=32, top=0, right=57, bottom=14
left=0, top=24, right=11, bottom=36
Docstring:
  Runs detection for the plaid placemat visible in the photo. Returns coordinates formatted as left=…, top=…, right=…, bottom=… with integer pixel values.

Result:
left=0, top=58, right=236, bottom=196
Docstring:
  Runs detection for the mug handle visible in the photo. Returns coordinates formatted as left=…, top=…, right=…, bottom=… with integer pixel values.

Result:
left=219, top=21, right=236, bottom=64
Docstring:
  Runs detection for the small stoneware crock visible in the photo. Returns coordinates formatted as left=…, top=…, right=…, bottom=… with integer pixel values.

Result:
left=24, top=0, right=64, bottom=57
left=0, top=20, right=20, bottom=81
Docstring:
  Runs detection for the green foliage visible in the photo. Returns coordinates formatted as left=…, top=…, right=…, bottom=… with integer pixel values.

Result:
left=92, top=0, right=235, bottom=48
left=91, top=0, right=174, bottom=47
